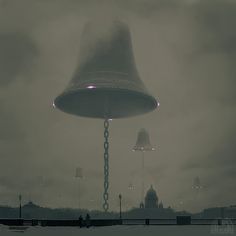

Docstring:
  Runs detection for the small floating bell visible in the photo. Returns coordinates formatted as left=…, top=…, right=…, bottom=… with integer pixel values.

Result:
left=132, top=128, right=155, bottom=205
left=133, top=128, right=155, bottom=151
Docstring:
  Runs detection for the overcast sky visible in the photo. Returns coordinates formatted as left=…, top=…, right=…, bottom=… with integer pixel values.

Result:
left=0, top=0, right=235, bottom=213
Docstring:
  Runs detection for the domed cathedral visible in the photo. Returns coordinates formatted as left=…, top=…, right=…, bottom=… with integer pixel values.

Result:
left=127, top=185, right=175, bottom=218
left=144, top=185, right=163, bottom=209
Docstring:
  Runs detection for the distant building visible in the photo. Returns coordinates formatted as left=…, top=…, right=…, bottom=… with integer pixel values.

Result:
left=22, top=201, right=41, bottom=219
left=145, top=185, right=158, bottom=208
left=23, top=201, right=40, bottom=209
left=124, top=185, right=176, bottom=218
left=203, top=206, right=236, bottom=218
left=144, top=185, right=164, bottom=209
left=227, top=206, right=236, bottom=218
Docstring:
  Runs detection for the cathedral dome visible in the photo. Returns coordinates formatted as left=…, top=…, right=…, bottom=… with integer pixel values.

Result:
left=145, top=185, right=158, bottom=208
left=23, top=201, right=40, bottom=209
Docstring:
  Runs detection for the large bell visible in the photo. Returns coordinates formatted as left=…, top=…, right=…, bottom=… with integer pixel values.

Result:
left=54, top=20, right=157, bottom=118
left=133, top=128, right=155, bottom=151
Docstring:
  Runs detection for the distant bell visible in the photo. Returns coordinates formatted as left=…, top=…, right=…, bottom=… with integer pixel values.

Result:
left=133, top=128, right=155, bottom=151
left=54, top=20, right=157, bottom=119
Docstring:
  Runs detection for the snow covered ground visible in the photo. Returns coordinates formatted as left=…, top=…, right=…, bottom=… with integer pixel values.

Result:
left=0, top=225, right=235, bottom=236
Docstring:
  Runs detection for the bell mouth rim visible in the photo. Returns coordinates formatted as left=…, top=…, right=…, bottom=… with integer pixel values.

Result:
left=132, top=147, right=155, bottom=151
left=54, top=87, right=158, bottom=119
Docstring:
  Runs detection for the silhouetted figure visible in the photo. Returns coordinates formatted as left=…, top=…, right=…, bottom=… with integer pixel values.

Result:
left=85, top=214, right=91, bottom=228
left=78, top=215, right=83, bottom=228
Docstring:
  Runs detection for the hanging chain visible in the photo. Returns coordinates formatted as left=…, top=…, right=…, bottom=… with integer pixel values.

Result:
left=103, top=119, right=109, bottom=212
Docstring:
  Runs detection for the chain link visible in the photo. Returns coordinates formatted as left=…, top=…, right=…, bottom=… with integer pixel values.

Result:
left=103, top=119, right=109, bottom=212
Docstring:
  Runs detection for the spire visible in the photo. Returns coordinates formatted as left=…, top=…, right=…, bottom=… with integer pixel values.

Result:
left=159, top=201, right=164, bottom=209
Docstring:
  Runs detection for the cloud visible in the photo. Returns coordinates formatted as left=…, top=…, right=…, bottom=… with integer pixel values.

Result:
left=0, top=32, right=38, bottom=86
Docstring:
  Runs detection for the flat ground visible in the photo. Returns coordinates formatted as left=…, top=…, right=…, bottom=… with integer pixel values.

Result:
left=0, top=225, right=235, bottom=236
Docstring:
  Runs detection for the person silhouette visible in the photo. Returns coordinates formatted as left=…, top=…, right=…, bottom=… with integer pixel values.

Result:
left=78, top=215, right=83, bottom=228
left=85, top=214, right=91, bottom=228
